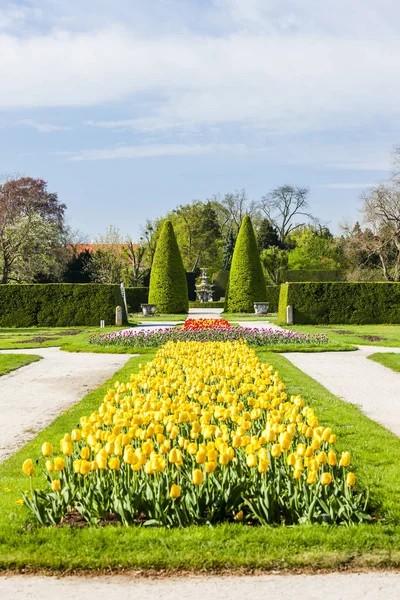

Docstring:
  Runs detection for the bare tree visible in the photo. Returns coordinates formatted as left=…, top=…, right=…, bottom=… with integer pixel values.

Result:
left=211, top=189, right=260, bottom=235
left=360, top=182, right=400, bottom=280
left=259, top=185, right=315, bottom=244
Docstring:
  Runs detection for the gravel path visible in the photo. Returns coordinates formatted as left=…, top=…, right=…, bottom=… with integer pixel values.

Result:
left=281, top=345, right=400, bottom=437
left=0, top=347, right=131, bottom=463
left=1, top=573, right=399, bottom=600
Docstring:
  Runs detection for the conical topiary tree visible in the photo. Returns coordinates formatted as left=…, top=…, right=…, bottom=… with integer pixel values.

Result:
left=225, top=216, right=267, bottom=313
left=149, top=220, right=188, bottom=314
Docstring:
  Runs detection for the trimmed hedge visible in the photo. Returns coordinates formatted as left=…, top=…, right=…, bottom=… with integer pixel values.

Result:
left=265, top=285, right=280, bottom=313
left=278, top=282, right=400, bottom=324
left=0, top=284, right=127, bottom=327
left=225, top=217, right=267, bottom=313
left=189, top=301, right=225, bottom=309
left=125, top=287, right=149, bottom=312
left=148, top=221, right=188, bottom=314
left=281, top=269, right=346, bottom=283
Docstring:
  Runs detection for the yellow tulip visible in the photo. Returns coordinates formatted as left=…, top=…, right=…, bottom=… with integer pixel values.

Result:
left=320, top=472, right=332, bottom=485
left=339, top=451, right=351, bottom=467
left=246, top=454, right=257, bottom=468
left=51, top=479, right=61, bottom=492
left=45, top=459, right=54, bottom=472
left=81, top=447, right=90, bottom=460
left=108, top=457, right=120, bottom=470
left=258, top=457, right=269, bottom=473
left=61, top=441, right=72, bottom=456
left=346, top=472, right=356, bottom=487
left=271, top=444, right=281, bottom=458
left=54, top=456, right=65, bottom=471
left=205, top=461, right=217, bottom=473
left=71, top=429, right=81, bottom=442
left=170, top=484, right=181, bottom=499
left=306, top=471, right=317, bottom=484
left=41, top=442, right=53, bottom=457
left=293, top=469, right=302, bottom=480
left=22, top=459, right=34, bottom=476
left=192, top=469, right=204, bottom=485
left=328, top=450, right=337, bottom=467
left=235, top=510, right=244, bottom=521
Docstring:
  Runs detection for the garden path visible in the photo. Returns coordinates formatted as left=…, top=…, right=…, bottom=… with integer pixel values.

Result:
left=0, top=572, right=399, bottom=599
left=280, top=345, right=400, bottom=437
left=0, top=347, right=131, bottom=463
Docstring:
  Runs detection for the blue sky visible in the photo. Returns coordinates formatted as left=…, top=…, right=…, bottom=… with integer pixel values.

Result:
left=1, top=0, right=400, bottom=240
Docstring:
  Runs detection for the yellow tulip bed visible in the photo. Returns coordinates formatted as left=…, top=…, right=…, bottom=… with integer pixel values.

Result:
left=21, top=340, right=368, bottom=526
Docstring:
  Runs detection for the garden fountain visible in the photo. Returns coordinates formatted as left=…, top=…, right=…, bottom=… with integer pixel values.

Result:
left=195, top=268, right=214, bottom=303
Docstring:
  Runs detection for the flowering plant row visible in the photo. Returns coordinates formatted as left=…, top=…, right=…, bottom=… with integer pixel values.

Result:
left=21, top=340, right=367, bottom=527
left=89, top=326, right=328, bottom=348
left=183, top=318, right=231, bottom=330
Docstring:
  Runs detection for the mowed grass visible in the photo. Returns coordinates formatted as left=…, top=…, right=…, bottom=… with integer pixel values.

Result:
left=0, top=326, right=149, bottom=355
left=367, top=352, right=400, bottom=373
left=1, top=351, right=400, bottom=572
left=0, top=354, right=41, bottom=376
left=267, top=317, right=400, bottom=348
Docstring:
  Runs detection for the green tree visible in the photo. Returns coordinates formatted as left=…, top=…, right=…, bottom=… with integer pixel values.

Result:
left=257, top=219, right=282, bottom=252
left=287, top=226, right=343, bottom=271
left=149, top=220, right=188, bottom=313
left=0, top=177, right=67, bottom=283
left=225, top=216, right=267, bottom=313
left=260, top=246, right=289, bottom=284
left=221, top=229, right=236, bottom=271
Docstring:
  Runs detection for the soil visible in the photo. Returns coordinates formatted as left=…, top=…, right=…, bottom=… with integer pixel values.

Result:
left=358, top=335, right=387, bottom=342
left=19, top=337, right=60, bottom=344
left=332, top=330, right=354, bottom=335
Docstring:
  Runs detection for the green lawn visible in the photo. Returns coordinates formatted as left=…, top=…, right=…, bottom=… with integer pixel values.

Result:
left=1, top=352, right=400, bottom=572
left=0, top=354, right=42, bottom=376
left=0, top=326, right=146, bottom=354
left=267, top=317, right=400, bottom=348
left=367, top=352, right=400, bottom=373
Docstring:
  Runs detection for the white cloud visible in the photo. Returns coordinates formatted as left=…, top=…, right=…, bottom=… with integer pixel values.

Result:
left=17, top=120, right=71, bottom=132
left=68, top=142, right=250, bottom=161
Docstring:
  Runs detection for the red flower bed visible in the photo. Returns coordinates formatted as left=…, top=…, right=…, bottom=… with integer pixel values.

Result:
left=183, top=318, right=231, bottom=331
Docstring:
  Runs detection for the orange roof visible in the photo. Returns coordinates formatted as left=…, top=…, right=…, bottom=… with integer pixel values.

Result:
left=69, top=243, right=138, bottom=254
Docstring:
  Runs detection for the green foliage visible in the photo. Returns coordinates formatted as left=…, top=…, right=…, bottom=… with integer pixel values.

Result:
left=148, top=221, right=188, bottom=314
left=265, top=285, right=280, bottom=312
left=189, top=301, right=225, bottom=308
left=222, top=230, right=236, bottom=271
left=257, top=219, right=282, bottom=251
left=212, top=270, right=229, bottom=300
left=226, top=216, right=267, bottom=313
left=0, top=284, right=127, bottom=327
left=278, top=282, right=289, bottom=323
left=278, top=282, right=400, bottom=324
left=260, top=246, right=289, bottom=284
left=287, top=227, right=343, bottom=270
left=125, top=287, right=149, bottom=312
left=281, top=269, right=346, bottom=282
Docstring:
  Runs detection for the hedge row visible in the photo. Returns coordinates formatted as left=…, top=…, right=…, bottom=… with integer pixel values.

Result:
left=281, top=269, right=346, bottom=283
left=278, top=282, right=400, bottom=324
left=0, top=284, right=127, bottom=327
left=125, top=287, right=149, bottom=312
left=265, top=285, right=280, bottom=312
left=189, top=301, right=225, bottom=309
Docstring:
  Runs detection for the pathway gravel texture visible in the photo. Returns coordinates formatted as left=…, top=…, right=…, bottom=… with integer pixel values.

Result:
left=0, top=347, right=131, bottom=463
left=281, top=345, right=400, bottom=437
left=1, top=573, right=399, bottom=600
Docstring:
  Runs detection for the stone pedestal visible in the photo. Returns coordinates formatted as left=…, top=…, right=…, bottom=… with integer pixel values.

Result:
left=141, top=304, right=157, bottom=316
left=254, top=302, right=269, bottom=315
left=115, top=306, right=123, bottom=326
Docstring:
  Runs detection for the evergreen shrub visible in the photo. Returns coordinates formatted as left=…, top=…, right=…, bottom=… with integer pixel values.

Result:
left=148, top=221, right=188, bottom=314
left=225, top=217, right=267, bottom=313
left=125, top=287, right=149, bottom=312
left=278, top=282, right=400, bottom=324
left=0, top=284, right=127, bottom=327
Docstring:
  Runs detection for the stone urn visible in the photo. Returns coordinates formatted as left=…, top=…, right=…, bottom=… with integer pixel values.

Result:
left=141, top=303, right=157, bottom=316
left=254, top=302, right=268, bottom=315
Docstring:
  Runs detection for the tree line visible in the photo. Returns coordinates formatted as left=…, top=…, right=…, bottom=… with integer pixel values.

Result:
left=2, top=150, right=400, bottom=286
